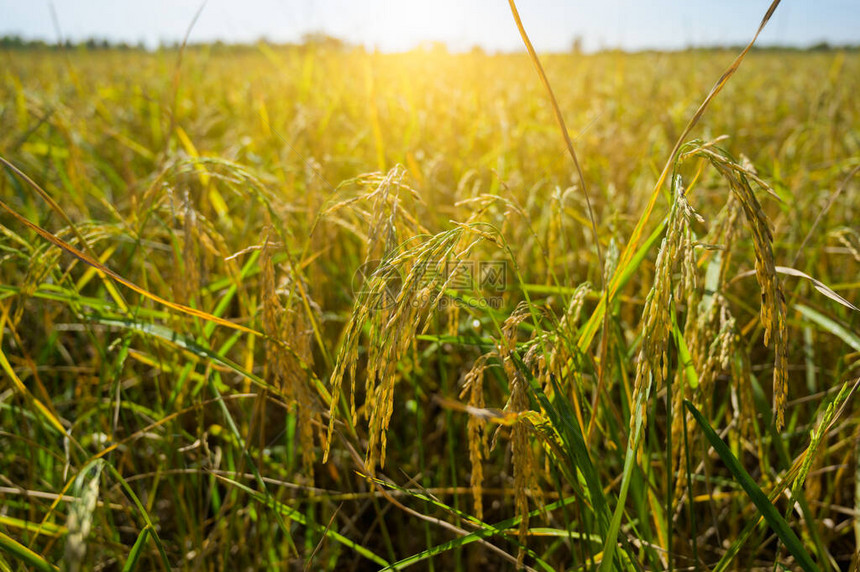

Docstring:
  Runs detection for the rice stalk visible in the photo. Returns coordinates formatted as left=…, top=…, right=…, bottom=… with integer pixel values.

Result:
left=63, top=460, right=105, bottom=572
left=324, top=204, right=504, bottom=471
left=630, top=174, right=702, bottom=434
left=259, top=227, right=319, bottom=478
left=459, top=355, right=491, bottom=521
left=499, top=303, right=543, bottom=568
left=680, top=141, right=789, bottom=429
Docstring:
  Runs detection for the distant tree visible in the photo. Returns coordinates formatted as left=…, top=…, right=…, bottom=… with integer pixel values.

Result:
left=0, top=35, right=24, bottom=48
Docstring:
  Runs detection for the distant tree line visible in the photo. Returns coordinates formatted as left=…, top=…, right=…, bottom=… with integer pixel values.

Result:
left=0, top=34, right=146, bottom=51
left=1, top=33, right=857, bottom=53
left=697, top=41, right=859, bottom=53
left=0, top=32, right=356, bottom=53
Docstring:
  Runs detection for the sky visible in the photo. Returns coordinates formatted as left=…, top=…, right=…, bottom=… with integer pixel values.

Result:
left=0, top=1, right=858, bottom=53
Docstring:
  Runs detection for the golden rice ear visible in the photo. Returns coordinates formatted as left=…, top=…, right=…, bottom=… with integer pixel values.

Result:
left=505, top=365, right=540, bottom=569
left=460, top=355, right=491, bottom=520
left=259, top=226, right=320, bottom=478
left=325, top=203, right=511, bottom=472
left=495, top=304, right=548, bottom=568
left=691, top=145, right=789, bottom=430
left=833, top=228, right=860, bottom=262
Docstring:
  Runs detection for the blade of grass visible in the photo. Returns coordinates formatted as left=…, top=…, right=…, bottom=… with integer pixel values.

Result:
left=0, top=517, right=66, bottom=537
left=0, top=194, right=262, bottom=337
left=713, top=376, right=858, bottom=571
left=671, top=305, right=699, bottom=389
left=0, top=531, right=58, bottom=572
left=101, top=464, right=171, bottom=571
left=575, top=217, right=668, bottom=355
left=362, top=474, right=553, bottom=571
left=506, top=0, right=602, bottom=275
left=597, top=369, right=652, bottom=572
left=775, top=266, right=859, bottom=312
left=795, top=304, right=860, bottom=352
left=376, top=490, right=583, bottom=572
left=0, top=324, right=66, bottom=434
left=685, top=400, right=818, bottom=572
left=121, top=526, right=151, bottom=572
left=0, top=155, right=129, bottom=313
left=511, top=354, right=612, bottom=537
left=786, top=377, right=859, bottom=571
left=88, top=315, right=330, bottom=404
left=204, top=373, right=295, bottom=553
left=210, top=473, right=390, bottom=568
left=578, top=0, right=783, bottom=352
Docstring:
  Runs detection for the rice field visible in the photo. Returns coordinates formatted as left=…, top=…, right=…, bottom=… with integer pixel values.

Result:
left=0, top=11, right=859, bottom=572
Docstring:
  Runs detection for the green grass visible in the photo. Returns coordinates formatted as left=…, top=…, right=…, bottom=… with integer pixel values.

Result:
left=0, top=18, right=859, bottom=571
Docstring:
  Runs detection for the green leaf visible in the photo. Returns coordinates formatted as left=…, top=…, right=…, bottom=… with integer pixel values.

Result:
left=121, top=526, right=150, bottom=572
left=795, top=304, right=860, bottom=353
left=598, top=371, right=651, bottom=572
left=212, top=474, right=390, bottom=568
left=0, top=530, right=58, bottom=572
left=685, top=400, right=818, bottom=572
left=102, top=464, right=171, bottom=571
left=510, top=353, right=612, bottom=536
left=671, top=305, right=699, bottom=389
left=375, top=487, right=581, bottom=572
left=776, top=266, right=859, bottom=312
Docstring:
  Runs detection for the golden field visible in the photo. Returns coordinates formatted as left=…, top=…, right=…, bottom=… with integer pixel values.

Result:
left=0, top=40, right=858, bottom=570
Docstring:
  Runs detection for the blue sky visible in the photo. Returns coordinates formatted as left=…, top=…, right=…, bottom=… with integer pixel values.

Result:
left=1, top=1, right=858, bottom=52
